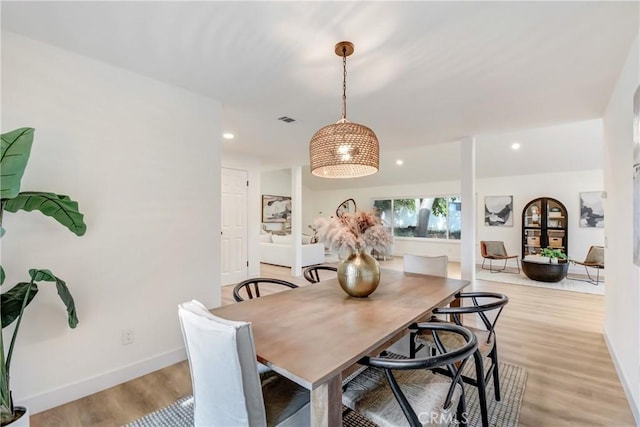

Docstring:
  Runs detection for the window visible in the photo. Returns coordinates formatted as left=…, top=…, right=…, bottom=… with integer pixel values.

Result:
left=373, top=196, right=461, bottom=240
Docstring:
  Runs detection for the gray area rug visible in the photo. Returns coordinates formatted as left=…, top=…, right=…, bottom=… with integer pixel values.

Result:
left=475, top=268, right=604, bottom=295
left=125, top=362, right=526, bottom=427
left=459, top=361, right=527, bottom=427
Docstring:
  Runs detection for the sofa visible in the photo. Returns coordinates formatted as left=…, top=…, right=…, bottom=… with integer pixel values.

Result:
left=259, top=233, right=325, bottom=268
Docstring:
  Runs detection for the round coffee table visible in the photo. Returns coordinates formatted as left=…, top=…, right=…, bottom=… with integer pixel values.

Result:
left=522, top=260, right=568, bottom=282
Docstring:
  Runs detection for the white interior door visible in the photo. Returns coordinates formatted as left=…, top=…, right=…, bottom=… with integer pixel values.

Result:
left=221, top=168, right=248, bottom=285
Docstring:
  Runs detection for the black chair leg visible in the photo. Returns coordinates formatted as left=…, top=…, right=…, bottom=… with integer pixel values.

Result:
left=457, top=388, right=468, bottom=427
left=409, top=332, right=417, bottom=358
left=491, top=344, right=501, bottom=401
left=473, top=351, right=490, bottom=427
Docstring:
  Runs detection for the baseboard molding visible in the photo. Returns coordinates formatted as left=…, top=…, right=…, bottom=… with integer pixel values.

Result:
left=25, top=347, right=187, bottom=415
left=603, top=330, right=640, bottom=425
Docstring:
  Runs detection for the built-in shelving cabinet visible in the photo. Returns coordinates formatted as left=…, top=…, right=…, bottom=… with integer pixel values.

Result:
left=522, top=197, right=568, bottom=258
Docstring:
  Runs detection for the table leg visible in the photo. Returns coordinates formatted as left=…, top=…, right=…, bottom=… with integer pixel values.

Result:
left=449, top=295, right=461, bottom=322
left=310, top=375, right=342, bottom=426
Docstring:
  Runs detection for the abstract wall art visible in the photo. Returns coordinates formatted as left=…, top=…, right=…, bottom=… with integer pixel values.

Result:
left=485, top=195, right=513, bottom=226
left=262, top=195, right=292, bottom=223
left=579, top=191, right=605, bottom=228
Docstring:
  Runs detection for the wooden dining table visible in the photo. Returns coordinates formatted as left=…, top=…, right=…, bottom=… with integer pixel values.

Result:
left=211, top=268, right=470, bottom=426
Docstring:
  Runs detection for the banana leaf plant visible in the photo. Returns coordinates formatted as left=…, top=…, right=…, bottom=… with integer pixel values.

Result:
left=0, top=128, right=86, bottom=426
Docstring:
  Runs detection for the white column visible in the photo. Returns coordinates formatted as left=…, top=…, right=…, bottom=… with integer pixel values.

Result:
left=291, top=166, right=303, bottom=277
left=460, top=137, right=476, bottom=281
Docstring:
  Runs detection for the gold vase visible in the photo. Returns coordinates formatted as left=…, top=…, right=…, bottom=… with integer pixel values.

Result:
left=337, top=249, right=380, bottom=297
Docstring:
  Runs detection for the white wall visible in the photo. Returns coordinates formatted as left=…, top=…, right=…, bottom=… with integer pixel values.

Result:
left=478, top=169, right=604, bottom=274
left=301, top=184, right=316, bottom=236
left=603, top=32, right=640, bottom=423
left=222, top=152, right=262, bottom=277
left=261, top=168, right=292, bottom=196
left=1, top=32, right=222, bottom=413
left=309, top=171, right=603, bottom=266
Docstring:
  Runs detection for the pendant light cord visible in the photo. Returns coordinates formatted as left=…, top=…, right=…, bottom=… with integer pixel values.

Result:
left=341, top=46, right=347, bottom=120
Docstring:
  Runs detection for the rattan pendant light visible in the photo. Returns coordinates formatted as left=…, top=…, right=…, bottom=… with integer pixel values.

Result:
left=309, top=41, right=379, bottom=178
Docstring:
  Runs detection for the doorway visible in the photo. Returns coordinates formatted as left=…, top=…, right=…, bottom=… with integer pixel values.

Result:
left=221, top=167, right=248, bottom=285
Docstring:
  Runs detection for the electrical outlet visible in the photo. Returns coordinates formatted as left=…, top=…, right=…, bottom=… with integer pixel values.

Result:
left=122, top=328, right=135, bottom=345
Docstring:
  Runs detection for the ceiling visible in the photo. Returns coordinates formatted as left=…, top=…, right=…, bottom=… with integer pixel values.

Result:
left=2, top=2, right=638, bottom=190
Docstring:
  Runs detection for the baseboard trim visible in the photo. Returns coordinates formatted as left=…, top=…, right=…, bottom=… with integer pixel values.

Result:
left=25, top=347, right=187, bottom=415
left=603, top=330, right=640, bottom=425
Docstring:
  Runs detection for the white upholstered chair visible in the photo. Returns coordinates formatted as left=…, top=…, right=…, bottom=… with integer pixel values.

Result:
left=381, top=253, right=450, bottom=356
left=403, top=254, right=448, bottom=277
left=383, top=254, right=450, bottom=358
left=178, top=300, right=310, bottom=427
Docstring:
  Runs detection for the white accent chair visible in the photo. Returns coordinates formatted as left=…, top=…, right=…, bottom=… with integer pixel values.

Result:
left=384, top=254, right=449, bottom=357
left=178, top=300, right=310, bottom=426
left=403, top=254, right=449, bottom=277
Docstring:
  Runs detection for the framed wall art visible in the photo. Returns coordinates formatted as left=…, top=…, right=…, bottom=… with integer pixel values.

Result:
left=262, top=195, right=291, bottom=223
left=579, top=191, right=605, bottom=228
left=484, top=195, right=513, bottom=226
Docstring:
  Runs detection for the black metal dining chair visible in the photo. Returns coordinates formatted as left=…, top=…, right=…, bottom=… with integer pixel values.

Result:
left=409, top=291, right=509, bottom=427
left=343, top=322, right=478, bottom=427
left=303, top=265, right=337, bottom=284
left=233, top=278, right=298, bottom=302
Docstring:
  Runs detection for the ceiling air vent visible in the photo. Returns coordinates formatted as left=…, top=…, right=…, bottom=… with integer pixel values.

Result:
left=278, top=116, right=296, bottom=123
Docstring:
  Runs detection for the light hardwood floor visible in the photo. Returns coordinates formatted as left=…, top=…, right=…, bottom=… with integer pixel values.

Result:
left=31, top=260, right=635, bottom=426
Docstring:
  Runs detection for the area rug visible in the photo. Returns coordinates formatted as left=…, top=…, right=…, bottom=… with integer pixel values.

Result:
left=475, top=268, right=604, bottom=295
left=459, top=361, right=527, bottom=427
left=124, top=362, right=526, bottom=427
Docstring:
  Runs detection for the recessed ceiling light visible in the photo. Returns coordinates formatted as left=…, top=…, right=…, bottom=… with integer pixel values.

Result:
left=396, top=160, right=404, bottom=165
left=511, top=142, right=521, bottom=150
left=223, top=133, right=235, bottom=140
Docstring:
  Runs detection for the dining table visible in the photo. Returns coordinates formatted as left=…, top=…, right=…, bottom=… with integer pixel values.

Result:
left=211, top=268, right=470, bottom=426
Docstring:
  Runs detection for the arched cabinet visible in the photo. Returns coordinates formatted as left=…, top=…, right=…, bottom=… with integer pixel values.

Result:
left=522, top=197, right=568, bottom=258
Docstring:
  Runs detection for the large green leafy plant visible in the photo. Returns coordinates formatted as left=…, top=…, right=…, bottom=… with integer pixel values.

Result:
left=0, top=128, right=86, bottom=426
left=539, top=248, right=568, bottom=261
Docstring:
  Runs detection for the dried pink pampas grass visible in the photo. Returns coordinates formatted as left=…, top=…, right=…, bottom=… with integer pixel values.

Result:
left=313, top=210, right=392, bottom=254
